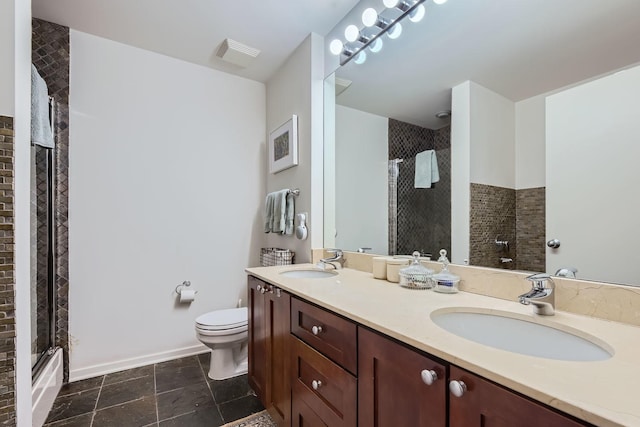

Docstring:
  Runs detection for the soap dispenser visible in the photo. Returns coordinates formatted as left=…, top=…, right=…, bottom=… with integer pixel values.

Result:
left=433, top=249, right=460, bottom=293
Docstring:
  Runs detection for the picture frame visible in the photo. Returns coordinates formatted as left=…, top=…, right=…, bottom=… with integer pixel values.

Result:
left=269, top=115, right=298, bottom=174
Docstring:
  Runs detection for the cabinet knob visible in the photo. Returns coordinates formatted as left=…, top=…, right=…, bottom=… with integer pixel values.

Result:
left=311, top=380, right=323, bottom=390
left=420, top=369, right=438, bottom=386
left=260, top=285, right=267, bottom=294
left=256, top=284, right=262, bottom=292
left=311, top=325, right=323, bottom=335
left=449, top=380, right=467, bottom=398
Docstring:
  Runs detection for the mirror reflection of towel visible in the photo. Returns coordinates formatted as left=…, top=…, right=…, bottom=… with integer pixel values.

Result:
left=414, top=150, right=439, bottom=188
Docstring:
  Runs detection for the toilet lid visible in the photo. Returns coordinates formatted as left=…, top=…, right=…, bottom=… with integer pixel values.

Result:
left=196, top=307, right=248, bottom=330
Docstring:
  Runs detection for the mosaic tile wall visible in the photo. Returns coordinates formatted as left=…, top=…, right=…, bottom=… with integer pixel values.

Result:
left=0, top=116, right=16, bottom=426
left=389, top=120, right=451, bottom=258
left=33, top=18, right=70, bottom=382
left=470, top=183, right=546, bottom=271
left=516, top=187, right=545, bottom=272
left=469, top=183, right=516, bottom=269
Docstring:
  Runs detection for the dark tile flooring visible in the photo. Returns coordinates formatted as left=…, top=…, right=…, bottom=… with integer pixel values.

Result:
left=44, top=353, right=264, bottom=427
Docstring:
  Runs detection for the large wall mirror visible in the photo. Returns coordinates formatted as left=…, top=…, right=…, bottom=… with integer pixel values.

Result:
left=323, top=0, right=640, bottom=286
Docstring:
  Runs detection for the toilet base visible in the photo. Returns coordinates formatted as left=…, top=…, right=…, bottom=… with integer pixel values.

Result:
left=208, top=342, right=248, bottom=380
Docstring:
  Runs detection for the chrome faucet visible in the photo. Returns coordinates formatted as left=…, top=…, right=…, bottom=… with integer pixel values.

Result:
left=319, top=249, right=346, bottom=270
left=518, top=273, right=555, bottom=315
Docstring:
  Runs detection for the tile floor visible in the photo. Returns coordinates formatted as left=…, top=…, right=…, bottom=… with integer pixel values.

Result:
left=44, top=353, right=264, bottom=426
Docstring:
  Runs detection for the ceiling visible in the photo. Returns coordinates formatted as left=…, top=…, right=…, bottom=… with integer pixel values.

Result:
left=331, top=0, right=640, bottom=129
left=32, top=0, right=640, bottom=129
left=31, top=0, right=360, bottom=82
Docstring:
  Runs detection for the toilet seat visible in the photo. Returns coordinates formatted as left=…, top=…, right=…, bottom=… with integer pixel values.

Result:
left=196, top=307, right=248, bottom=331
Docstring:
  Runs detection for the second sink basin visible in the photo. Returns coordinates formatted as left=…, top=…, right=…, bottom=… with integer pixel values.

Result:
left=431, top=308, right=612, bottom=361
left=279, top=269, right=338, bottom=279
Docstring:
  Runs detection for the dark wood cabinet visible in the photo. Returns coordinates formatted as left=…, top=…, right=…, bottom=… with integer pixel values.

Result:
left=291, top=297, right=357, bottom=375
left=249, top=275, right=593, bottom=427
left=358, top=326, right=447, bottom=427
left=248, top=276, right=291, bottom=426
left=448, top=366, right=590, bottom=427
left=291, top=337, right=357, bottom=427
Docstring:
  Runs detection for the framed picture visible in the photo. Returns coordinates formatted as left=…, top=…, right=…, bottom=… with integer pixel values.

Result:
left=269, top=115, right=298, bottom=174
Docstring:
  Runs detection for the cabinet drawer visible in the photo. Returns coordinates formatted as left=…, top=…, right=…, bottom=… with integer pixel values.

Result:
left=291, top=337, right=357, bottom=427
left=291, top=297, right=357, bottom=374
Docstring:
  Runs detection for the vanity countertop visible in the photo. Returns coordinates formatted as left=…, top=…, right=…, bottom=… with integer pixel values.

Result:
left=246, top=264, right=640, bottom=427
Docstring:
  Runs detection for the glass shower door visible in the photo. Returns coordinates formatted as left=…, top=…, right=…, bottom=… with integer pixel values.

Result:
left=30, top=145, right=55, bottom=374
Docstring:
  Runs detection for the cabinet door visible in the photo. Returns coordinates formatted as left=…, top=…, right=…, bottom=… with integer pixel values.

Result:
left=358, top=327, right=447, bottom=427
left=291, top=337, right=357, bottom=427
left=248, top=276, right=267, bottom=402
left=266, top=288, right=291, bottom=426
left=292, top=395, right=329, bottom=427
left=449, top=366, right=590, bottom=427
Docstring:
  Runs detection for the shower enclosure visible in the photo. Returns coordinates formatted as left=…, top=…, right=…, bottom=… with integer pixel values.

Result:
left=30, top=141, right=56, bottom=377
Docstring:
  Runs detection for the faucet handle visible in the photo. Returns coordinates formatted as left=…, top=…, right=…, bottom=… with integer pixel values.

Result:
left=525, top=273, right=554, bottom=288
left=326, top=248, right=343, bottom=257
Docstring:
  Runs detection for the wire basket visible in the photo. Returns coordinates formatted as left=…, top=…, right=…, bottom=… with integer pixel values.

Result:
left=260, top=247, right=295, bottom=267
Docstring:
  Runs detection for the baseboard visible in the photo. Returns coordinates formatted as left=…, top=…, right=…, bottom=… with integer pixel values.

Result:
left=69, top=344, right=209, bottom=382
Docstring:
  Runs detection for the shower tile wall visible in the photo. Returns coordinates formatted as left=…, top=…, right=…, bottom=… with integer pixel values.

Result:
left=0, top=115, right=16, bottom=425
left=469, top=183, right=546, bottom=271
left=33, top=147, right=50, bottom=362
left=33, top=18, right=71, bottom=381
left=469, top=183, right=516, bottom=269
left=389, top=119, right=451, bottom=257
left=516, top=187, right=545, bottom=272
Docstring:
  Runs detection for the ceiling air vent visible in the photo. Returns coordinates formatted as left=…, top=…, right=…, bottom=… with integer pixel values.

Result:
left=216, top=38, right=260, bottom=68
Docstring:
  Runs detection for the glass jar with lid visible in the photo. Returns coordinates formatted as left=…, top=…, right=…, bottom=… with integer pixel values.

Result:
left=399, top=251, right=434, bottom=290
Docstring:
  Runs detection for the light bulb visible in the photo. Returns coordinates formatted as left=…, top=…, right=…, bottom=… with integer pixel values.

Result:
left=344, top=25, right=359, bottom=42
left=362, top=8, right=378, bottom=27
left=329, top=39, right=344, bottom=55
left=383, top=0, right=399, bottom=7
left=368, top=38, right=383, bottom=53
left=409, top=4, right=425, bottom=22
left=354, top=51, right=367, bottom=65
left=386, top=22, right=403, bottom=39
left=433, top=0, right=448, bottom=4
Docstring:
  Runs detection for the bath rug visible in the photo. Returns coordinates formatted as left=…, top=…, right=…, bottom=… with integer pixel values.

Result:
left=221, top=410, right=275, bottom=427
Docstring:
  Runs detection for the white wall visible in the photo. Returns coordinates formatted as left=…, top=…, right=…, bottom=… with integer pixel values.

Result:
left=13, top=0, right=35, bottom=424
left=323, top=75, right=336, bottom=249
left=450, top=81, right=471, bottom=265
left=546, top=64, right=640, bottom=285
left=515, top=95, right=546, bottom=189
left=68, top=31, right=266, bottom=380
left=265, top=33, right=324, bottom=263
left=334, top=105, right=388, bottom=254
left=0, top=1, right=15, bottom=116
left=469, top=81, right=515, bottom=189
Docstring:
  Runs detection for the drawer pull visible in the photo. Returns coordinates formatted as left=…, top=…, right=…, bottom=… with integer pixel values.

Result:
left=311, top=325, right=324, bottom=335
left=449, top=380, right=467, bottom=398
left=311, top=380, right=323, bottom=390
left=420, top=369, right=438, bottom=386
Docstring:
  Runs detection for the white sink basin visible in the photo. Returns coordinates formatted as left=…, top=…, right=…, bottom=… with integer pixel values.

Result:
left=279, top=269, right=338, bottom=279
left=431, top=309, right=612, bottom=361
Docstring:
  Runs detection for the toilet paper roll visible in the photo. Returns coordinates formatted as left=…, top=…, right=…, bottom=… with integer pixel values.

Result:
left=179, top=289, right=196, bottom=303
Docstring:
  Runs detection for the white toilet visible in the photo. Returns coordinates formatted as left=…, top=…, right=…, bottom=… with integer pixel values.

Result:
left=195, top=307, right=248, bottom=380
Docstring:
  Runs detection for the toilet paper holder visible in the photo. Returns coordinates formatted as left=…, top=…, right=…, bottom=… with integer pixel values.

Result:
left=175, top=280, right=198, bottom=301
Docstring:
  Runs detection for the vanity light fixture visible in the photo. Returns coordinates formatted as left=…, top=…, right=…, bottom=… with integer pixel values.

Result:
left=329, top=0, right=428, bottom=66
left=433, top=0, right=448, bottom=4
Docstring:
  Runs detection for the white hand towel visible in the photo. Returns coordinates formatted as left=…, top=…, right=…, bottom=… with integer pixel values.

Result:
left=284, top=193, right=295, bottom=235
left=264, top=193, right=275, bottom=233
left=31, top=65, right=55, bottom=148
left=270, top=189, right=289, bottom=234
left=414, top=150, right=440, bottom=188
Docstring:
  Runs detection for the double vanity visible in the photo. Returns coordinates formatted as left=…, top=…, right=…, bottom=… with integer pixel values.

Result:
left=246, top=262, right=640, bottom=427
